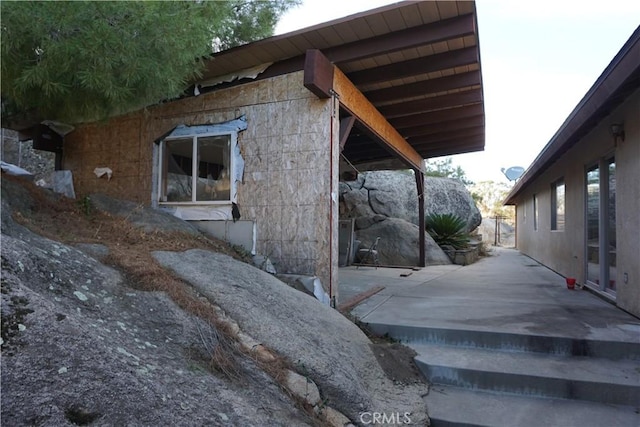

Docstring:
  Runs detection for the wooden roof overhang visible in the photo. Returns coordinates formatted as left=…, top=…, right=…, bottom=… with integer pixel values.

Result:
left=196, top=0, right=485, bottom=172
left=504, top=26, right=640, bottom=205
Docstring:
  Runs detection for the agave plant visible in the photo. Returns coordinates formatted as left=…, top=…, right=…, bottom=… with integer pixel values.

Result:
left=426, top=213, right=470, bottom=250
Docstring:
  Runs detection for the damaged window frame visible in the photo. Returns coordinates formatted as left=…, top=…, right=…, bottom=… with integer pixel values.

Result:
left=158, top=130, right=237, bottom=205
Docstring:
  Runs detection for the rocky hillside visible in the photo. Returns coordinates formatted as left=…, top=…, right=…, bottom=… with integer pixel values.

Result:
left=1, top=175, right=428, bottom=426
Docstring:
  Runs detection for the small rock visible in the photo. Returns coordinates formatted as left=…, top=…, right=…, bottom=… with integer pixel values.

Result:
left=18, top=324, right=26, bottom=332
left=58, top=367, right=68, bottom=374
left=253, top=345, right=276, bottom=363
left=237, top=332, right=260, bottom=350
left=317, top=406, right=352, bottom=427
left=285, top=370, right=321, bottom=406
left=224, top=319, right=240, bottom=336
left=73, top=291, right=88, bottom=301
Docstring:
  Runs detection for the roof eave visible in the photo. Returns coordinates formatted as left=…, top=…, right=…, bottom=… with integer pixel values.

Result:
left=504, top=26, right=640, bottom=205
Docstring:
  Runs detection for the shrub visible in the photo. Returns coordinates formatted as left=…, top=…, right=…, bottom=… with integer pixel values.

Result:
left=426, top=213, right=470, bottom=250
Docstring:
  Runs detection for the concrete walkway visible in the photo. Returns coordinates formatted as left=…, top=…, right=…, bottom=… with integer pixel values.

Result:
left=342, top=247, right=639, bottom=343
left=339, top=247, right=640, bottom=427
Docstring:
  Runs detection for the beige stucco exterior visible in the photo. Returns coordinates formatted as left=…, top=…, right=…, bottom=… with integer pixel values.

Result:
left=511, top=89, right=640, bottom=317
left=64, top=71, right=340, bottom=301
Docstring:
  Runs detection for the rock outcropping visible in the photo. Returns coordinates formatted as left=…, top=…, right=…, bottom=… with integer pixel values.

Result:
left=1, top=179, right=311, bottom=426
left=339, top=171, right=482, bottom=265
left=355, top=217, right=451, bottom=266
left=154, top=249, right=428, bottom=423
left=1, top=177, right=429, bottom=426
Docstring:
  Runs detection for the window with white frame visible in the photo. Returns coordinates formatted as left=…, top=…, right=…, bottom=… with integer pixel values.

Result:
left=159, top=132, right=235, bottom=203
left=551, top=178, right=565, bottom=231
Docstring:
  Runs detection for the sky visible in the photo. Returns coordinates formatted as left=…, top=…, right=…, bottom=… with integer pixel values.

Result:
left=275, top=0, right=640, bottom=183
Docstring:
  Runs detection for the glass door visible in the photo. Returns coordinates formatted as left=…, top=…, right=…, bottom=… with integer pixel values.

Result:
left=586, top=165, right=600, bottom=285
left=585, top=157, right=616, bottom=295
left=606, top=159, right=616, bottom=293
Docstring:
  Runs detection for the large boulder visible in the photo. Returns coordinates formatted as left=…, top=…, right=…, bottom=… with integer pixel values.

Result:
left=340, top=171, right=482, bottom=232
left=425, top=177, right=482, bottom=232
left=2, top=177, right=428, bottom=425
left=1, top=180, right=310, bottom=426
left=476, top=218, right=515, bottom=248
left=153, top=249, right=429, bottom=424
left=356, top=217, right=451, bottom=266
left=339, top=171, right=481, bottom=265
left=88, top=193, right=202, bottom=235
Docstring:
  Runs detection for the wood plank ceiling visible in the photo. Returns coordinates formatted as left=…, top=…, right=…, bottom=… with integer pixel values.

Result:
left=197, top=0, right=485, bottom=169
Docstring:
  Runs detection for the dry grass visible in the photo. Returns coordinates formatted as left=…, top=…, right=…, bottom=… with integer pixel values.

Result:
left=7, top=176, right=326, bottom=423
left=7, top=176, right=249, bottom=377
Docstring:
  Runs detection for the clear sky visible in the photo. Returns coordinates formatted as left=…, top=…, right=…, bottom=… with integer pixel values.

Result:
left=276, top=0, right=640, bottom=183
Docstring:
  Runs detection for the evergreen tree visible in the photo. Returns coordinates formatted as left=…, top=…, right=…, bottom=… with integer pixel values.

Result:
left=424, top=157, right=472, bottom=185
left=1, top=0, right=299, bottom=124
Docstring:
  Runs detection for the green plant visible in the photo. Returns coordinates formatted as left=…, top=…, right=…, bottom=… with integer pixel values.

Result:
left=424, top=157, right=472, bottom=185
left=1, top=0, right=300, bottom=123
left=77, top=196, right=91, bottom=217
left=426, top=213, right=470, bottom=250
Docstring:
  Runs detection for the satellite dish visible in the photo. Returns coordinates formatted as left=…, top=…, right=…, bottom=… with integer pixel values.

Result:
left=501, top=166, right=525, bottom=181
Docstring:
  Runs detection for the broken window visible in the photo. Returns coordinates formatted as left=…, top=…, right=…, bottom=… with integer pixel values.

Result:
left=160, top=133, right=233, bottom=203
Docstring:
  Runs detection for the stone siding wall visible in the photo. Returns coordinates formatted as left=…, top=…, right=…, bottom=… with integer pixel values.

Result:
left=63, top=71, right=338, bottom=294
left=1, top=128, right=56, bottom=181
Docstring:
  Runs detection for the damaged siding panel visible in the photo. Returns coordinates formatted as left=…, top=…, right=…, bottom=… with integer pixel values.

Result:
left=191, top=73, right=334, bottom=289
left=239, top=80, right=333, bottom=285
left=64, top=71, right=336, bottom=291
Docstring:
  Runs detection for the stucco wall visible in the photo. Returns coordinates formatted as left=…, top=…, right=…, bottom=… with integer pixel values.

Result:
left=614, top=91, right=640, bottom=317
left=512, top=89, right=639, bottom=317
left=63, top=71, right=339, bottom=299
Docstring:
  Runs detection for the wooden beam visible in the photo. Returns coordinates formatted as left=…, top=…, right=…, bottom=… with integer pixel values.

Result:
left=411, top=136, right=485, bottom=152
left=201, top=14, right=476, bottom=89
left=390, top=104, right=484, bottom=129
left=402, top=115, right=485, bottom=138
left=344, top=136, right=485, bottom=162
left=344, top=126, right=484, bottom=149
left=348, top=158, right=407, bottom=171
left=377, top=90, right=483, bottom=118
left=339, top=116, right=356, bottom=151
left=303, top=49, right=334, bottom=99
left=333, top=67, right=425, bottom=172
left=408, top=128, right=485, bottom=146
left=423, top=143, right=485, bottom=159
left=348, top=47, right=478, bottom=86
left=337, top=285, right=385, bottom=312
left=366, top=71, right=481, bottom=104
left=327, top=14, right=476, bottom=64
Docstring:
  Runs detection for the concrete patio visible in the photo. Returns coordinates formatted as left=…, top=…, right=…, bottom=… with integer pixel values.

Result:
left=339, top=247, right=640, bottom=427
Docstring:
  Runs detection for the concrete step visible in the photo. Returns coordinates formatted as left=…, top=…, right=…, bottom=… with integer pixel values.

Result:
left=366, top=322, right=640, bottom=360
left=425, top=384, right=640, bottom=427
left=413, top=344, right=640, bottom=406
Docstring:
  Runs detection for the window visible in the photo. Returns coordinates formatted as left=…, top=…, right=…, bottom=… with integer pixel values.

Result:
left=551, top=179, right=565, bottom=231
left=533, top=194, right=538, bottom=231
left=160, top=133, right=233, bottom=203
